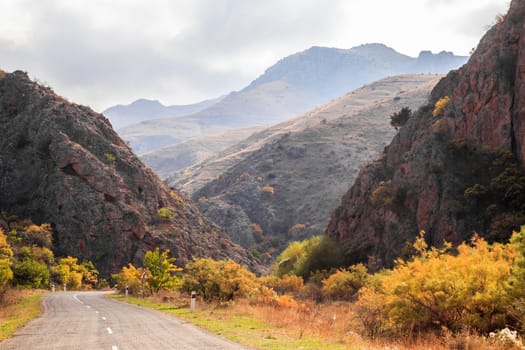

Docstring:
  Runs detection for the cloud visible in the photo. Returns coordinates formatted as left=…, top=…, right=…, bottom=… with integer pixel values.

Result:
left=0, top=0, right=510, bottom=111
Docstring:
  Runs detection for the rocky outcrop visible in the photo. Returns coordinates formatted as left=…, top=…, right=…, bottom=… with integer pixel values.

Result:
left=0, top=71, right=256, bottom=276
left=326, top=0, right=525, bottom=269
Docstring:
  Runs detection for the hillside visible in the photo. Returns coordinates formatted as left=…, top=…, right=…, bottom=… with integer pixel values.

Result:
left=326, top=0, right=525, bottom=270
left=103, top=97, right=222, bottom=130
left=0, top=70, right=256, bottom=276
left=140, top=126, right=264, bottom=179
left=118, top=44, right=467, bottom=155
left=172, top=75, right=441, bottom=258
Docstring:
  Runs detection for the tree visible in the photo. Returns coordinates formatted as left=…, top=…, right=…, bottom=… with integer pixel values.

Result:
left=390, top=107, right=412, bottom=130
left=0, top=228, right=13, bottom=292
left=143, top=248, right=181, bottom=293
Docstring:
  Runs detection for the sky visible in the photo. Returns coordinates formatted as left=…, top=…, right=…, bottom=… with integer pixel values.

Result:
left=0, top=0, right=510, bottom=112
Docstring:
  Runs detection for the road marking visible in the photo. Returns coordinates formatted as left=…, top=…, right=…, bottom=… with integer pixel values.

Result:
left=102, top=316, right=107, bottom=321
left=73, top=294, right=84, bottom=305
left=107, top=327, right=113, bottom=334
left=112, top=346, right=118, bottom=350
left=95, top=311, right=99, bottom=314
left=86, top=305, right=91, bottom=309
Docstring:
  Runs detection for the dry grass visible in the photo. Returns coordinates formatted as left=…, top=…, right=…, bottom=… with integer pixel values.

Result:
left=115, top=291, right=522, bottom=350
left=0, top=289, right=46, bottom=341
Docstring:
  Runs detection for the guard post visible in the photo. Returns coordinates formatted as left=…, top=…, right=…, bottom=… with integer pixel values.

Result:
left=51, top=283, right=55, bottom=293
left=190, top=291, right=196, bottom=312
left=63, top=283, right=66, bottom=292
left=125, top=285, right=129, bottom=298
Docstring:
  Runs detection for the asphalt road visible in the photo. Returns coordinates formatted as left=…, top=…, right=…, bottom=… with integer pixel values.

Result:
left=0, top=291, right=252, bottom=350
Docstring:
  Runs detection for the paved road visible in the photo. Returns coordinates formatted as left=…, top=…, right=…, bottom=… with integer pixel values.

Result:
left=0, top=291, right=252, bottom=350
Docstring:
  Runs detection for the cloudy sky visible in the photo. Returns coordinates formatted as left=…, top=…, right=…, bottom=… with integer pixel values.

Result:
left=0, top=0, right=509, bottom=111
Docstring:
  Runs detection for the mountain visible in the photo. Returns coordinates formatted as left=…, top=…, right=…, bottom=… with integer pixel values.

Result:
left=102, top=97, right=222, bottom=130
left=117, top=44, right=467, bottom=155
left=170, top=74, right=441, bottom=259
left=140, top=126, right=264, bottom=179
left=325, top=0, right=525, bottom=270
left=0, top=70, right=257, bottom=276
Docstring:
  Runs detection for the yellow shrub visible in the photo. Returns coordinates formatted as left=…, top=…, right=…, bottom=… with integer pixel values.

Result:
left=262, top=185, right=275, bottom=195
left=432, top=96, right=451, bottom=116
left=288, top=224, right=306, bottom=232
left=250, top=223, right=263, bottom=234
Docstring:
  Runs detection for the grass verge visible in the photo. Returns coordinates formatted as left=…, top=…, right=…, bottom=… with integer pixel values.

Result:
left=109, top=294, right=354, bottom=349
left=0, top=289, right=46, bottom=341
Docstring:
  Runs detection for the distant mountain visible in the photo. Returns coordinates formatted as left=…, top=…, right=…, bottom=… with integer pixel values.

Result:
left=169, top=75, right=441, bottom=259
left=118, top=44, right=468, bottom=155
left=0, top=70, right=257, bottom=276
left=141, top=126, right=264, bottom=179
left=103, top=96, right=222, bottom=130
left=326, top=0, right=525, bottom=269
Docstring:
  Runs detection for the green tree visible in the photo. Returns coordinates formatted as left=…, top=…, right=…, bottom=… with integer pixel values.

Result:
left=143, top=248, right=181, bottom=293
left=12, top=258, right=50, bottom=288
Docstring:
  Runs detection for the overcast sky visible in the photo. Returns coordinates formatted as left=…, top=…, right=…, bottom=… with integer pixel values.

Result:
left=0, top=0, right=510, bottom=111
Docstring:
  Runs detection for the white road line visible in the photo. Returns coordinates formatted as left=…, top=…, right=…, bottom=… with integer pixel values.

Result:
left=86, top=305, right=91, bottom=309
left=112, top=346, right=118, bottom=350
left=102, top=316, right=107, bottom=321
left=72, top=294, right=84, bottom=305
left=107, top=327, right=113, bottom=335
left=95, top=311, right=99, bottom=314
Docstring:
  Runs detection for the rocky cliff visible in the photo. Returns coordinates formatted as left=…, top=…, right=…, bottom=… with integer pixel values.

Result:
left=326, top=0, right=525, bottom=269
left=0, top=71, right=256, bottom=276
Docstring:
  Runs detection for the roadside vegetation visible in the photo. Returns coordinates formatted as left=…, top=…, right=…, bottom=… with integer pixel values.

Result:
left=0, top=213, right=101, bottom=340
left=111, top=228, right=525, bottom=349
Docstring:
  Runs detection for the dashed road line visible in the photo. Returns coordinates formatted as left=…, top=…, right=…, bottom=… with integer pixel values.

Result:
left=73, top=294, right=84, bottom=305
left=107, top=327, right=113, bottom=335
left=102, top=316, right=107, bottom=321
left=112, top=346, right=118, bottom=350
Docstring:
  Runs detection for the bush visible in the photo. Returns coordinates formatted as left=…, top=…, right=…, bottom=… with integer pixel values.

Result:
left=432, top=96, right=450, bottom=117
left=356, top=232, right=514, bottom=336
left=321, top=264, right=369, bottom=300
left=181, top=258, right=258, bottom=301
left=259, top=274, right=304, bottom=295
left=390, top=107, right=412, bottom=129
left=262, top=185, right=275, bottom=195
left=23, top=224, right=53, bottom=249
left=143, top=248, right=181, bottom=293
left=12, top=259, right=49, bottom=288
left=156, top=207, right=173, bottom=220
left=273, top=235, right=344, bottom=280
left=116, top=263, right=143, bottom=296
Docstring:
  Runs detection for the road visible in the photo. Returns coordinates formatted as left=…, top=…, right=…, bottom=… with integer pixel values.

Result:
left=0, top=291, right=252, bottom=350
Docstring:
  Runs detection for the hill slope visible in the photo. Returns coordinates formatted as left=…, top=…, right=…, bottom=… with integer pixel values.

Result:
left=325, top=0, right=525, bottom=270
left=172, top=75, right=441, bottom=258
left=0, top=71, right=256, bottom=276
left=118, top=44, right=467, bottom=155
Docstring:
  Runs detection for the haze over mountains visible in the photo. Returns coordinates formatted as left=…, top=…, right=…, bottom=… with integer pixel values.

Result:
left=109, top=44, right=467, bottom=156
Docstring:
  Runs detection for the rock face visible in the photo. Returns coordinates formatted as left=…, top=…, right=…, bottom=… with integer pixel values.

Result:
left=176, top=75, right=441, bottom=261
left=326, top=1, right=525, bottom=269
left=0, top=71, right=256, bottom=276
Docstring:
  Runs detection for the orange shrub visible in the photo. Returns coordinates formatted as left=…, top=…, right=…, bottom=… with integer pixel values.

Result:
left=262, top=185, right=275, bottom=195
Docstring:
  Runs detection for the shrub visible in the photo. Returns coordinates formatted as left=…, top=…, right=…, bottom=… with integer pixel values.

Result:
left=262, top=185, right=275, bottom=195
left=288, top=224, right=306, bottom=233
left=104, top=153, right=116, bottom=166
left=432, top=96, right=450, bottom=116
left=321, top=264, right=369, bottom=300
left=156, top=207, right=173, bottom=220
left=116, top=263, right=143, bottom=296
left=12, top=259, right=49, bottom=288
left=390, top=107, right=412, bottom=129
left=259, top=274, right=304, bottom=295
left=356, top=232, right=514, bottom=335
left=273, top=235, right=344, bottom=280
left=250, top=223, right=263, bottom=235
left=143, top=248, right=182, bottom=293
left=181, top=258, right=258, bottom=301
left=23, top=224, right=53, bottom=248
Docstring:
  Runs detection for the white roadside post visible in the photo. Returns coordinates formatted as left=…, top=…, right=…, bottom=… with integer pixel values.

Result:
left=125, top=285, right=129, bottom=298
left=51, top=283, right=55, bottom=293
left=190, top=291, right=196, bottom=312
left=63, top=284, right=66, bottom=292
